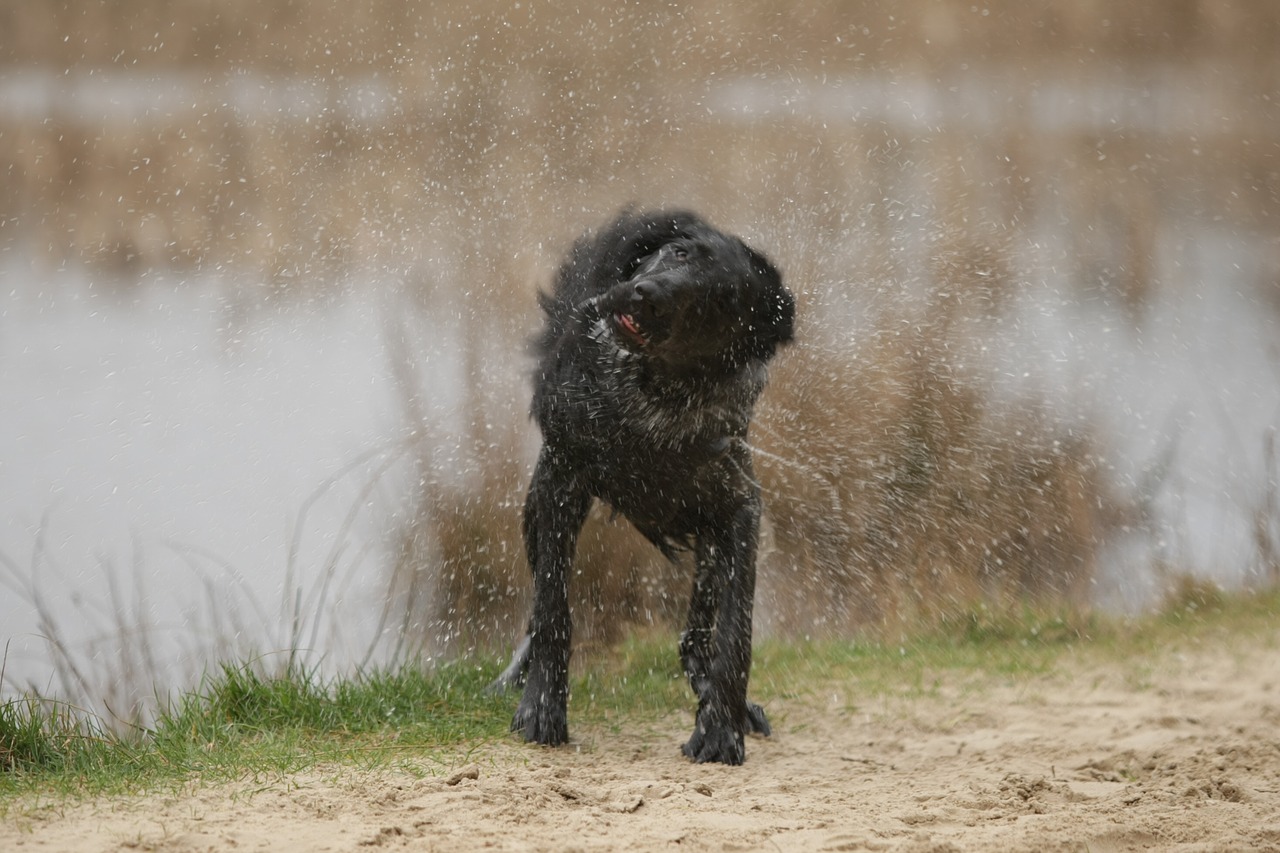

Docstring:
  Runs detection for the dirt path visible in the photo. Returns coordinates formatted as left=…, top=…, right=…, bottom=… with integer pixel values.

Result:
left=7, top=630, right=1280, bottom=852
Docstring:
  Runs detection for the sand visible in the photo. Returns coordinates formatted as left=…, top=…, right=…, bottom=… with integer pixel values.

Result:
left=6, top=629, right=1280, bottom=852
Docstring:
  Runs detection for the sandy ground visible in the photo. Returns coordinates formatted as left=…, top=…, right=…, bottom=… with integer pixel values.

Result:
left=6, top=630, right=1280, bottom=853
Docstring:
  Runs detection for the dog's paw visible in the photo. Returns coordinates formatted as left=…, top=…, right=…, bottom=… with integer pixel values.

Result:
left=746, top=701, right=771, bottom=737
left=682, top=721, right=746, bottom=765
left=510, top=694, right=569, bottom=747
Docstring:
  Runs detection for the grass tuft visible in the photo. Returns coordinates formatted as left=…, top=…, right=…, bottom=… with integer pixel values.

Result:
left=1, top=657, right=512, bottom=798
left=0, top=694, right=136, bottom=784
left=1, top=696, right=76, bottom=775
left=1159, top=574, right=1226, bottom=622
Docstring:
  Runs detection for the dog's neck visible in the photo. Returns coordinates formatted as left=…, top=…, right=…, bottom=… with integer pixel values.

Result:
left=580, top=298, right=766, bottom=387
left=581, top=314, right=768, bottom=448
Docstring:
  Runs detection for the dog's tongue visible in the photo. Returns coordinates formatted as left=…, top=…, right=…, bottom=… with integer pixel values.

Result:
left=618, top=313, right=644, bottom=342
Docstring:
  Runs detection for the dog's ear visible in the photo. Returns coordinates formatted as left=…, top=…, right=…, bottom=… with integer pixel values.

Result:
left=744, top=245, right=795, bottom=354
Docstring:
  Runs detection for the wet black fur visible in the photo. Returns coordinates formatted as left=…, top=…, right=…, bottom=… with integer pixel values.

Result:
left=491, top=209, right=795, bottom=764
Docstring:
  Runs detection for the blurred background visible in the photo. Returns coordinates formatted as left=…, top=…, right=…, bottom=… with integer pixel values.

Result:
left=1, top=1, right=1278, bottom=724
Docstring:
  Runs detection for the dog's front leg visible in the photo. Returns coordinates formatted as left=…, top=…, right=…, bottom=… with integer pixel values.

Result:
left=681, top=495, right=767, bottom=765
left=511, top=449, right=590, bottom=747
left=679, top=549, right=720, bottom=708
left=680, top=547, right=771, bottom=744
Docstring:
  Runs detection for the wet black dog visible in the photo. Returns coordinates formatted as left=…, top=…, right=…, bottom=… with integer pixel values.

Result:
left=491, top=209, right=794, bottom=764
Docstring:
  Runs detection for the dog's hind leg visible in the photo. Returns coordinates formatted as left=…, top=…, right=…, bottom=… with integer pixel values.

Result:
left=510, top=449, right=591, bottom=747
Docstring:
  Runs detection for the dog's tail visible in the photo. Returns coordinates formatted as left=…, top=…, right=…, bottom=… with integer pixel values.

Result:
left=485, top=633, right=531, bottom=694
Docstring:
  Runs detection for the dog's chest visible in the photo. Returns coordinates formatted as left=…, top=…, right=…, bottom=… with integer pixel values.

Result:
left=536, top=317, right=767, bottom=537
left=573, top=338, right=759, bottom=454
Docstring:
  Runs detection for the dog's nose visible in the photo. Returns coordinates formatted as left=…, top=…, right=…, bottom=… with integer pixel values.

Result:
left=632, top=280, right=660, bottom=302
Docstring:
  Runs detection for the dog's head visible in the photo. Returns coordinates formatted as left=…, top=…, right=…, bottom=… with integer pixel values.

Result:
left=593, top=211, right=794, bottom=373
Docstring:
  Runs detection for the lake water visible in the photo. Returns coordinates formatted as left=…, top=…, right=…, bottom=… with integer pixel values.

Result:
left=0, top=266, right=424, bottom=705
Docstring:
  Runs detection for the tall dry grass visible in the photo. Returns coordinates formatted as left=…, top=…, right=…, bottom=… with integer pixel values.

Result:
left=752, top=257, right=1107, bottom=638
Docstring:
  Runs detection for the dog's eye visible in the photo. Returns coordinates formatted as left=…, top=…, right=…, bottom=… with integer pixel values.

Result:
left=671, top=247, right=689, bottom=262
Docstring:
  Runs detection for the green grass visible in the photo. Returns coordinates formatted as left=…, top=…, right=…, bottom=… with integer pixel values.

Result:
left=4, top=585, right=1279, bottom=802
left=1, top=658, right=513, bottom=798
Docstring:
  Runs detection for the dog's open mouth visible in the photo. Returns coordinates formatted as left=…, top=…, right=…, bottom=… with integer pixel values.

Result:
left=613, top=312, right=649, bottom=347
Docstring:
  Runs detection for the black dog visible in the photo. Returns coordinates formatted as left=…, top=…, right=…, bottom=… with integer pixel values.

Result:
left=491, top=209, right=794, bottom=764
